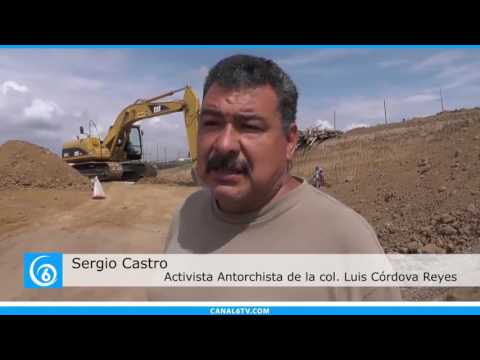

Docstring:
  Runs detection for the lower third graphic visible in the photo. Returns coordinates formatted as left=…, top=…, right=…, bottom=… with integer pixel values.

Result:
left=24, top=253, right=63, bottom=288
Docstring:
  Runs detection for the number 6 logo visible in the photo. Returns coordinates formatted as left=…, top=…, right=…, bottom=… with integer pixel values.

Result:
left=29, top=255, right=58, bottom=287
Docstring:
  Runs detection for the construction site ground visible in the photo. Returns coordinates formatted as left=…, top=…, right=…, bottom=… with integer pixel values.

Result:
left=0, top=183, right=197, bottom=300
left=1, top=108, right=480, bottom=301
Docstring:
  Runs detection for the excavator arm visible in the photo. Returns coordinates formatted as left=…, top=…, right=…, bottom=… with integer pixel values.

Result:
left=183, top=86, right=199, bottom=164
left=102, top=86, right=200, bottom=163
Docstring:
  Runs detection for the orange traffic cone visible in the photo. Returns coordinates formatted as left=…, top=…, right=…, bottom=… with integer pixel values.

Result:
left=92, top=176, right=106, bottom=199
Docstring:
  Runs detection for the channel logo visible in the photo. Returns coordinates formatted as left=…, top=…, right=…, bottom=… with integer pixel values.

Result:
left=24, top=253, right=63, bottom=288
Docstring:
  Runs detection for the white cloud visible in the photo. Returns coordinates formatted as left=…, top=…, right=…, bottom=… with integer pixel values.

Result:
left=96, top=124, right=105, bottom=135
left=319, top=91, right=441, bottom=128
left=436, top=63, right=473, bottom=79
left=197, top=66, right=209, bottom=77
left=1, top=80, right=29, bottom=95
left=411, top=51, right=466, bottom=72
left=314, top=119, right=333, bottom=129
left=65, top=76, right=105, bottom=91
left=378, top=59, right=409, bottom=68
left=345, top=122, right=369, bottom=131
left=299, top=96, right=385, bottom=131
left=182, top=65, right=210, bottom=85
left=401, top=93, right=439, bottom=104
left=0, top=50, right=192, bottom=158
left=309, top=90, right=444, bottom=132
left=23, top=98, right=64, bottom=120
left=445, top=73, right=480, bottom=89
left=148, top=112, right=183, bottom=130
left=333, top=97, right=385, bottom=119
left=277, top=49, right=367, bottom=66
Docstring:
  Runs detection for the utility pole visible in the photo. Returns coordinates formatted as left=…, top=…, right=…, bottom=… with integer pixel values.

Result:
left=440, top=88, right=445, bottom=112
left=333, top=111, right=336, bottom=130
left=384, top=99, right=388, bottom=125
left=156, top=144, right=159, bottom=162
left=164, top=147, right=167, bottom=163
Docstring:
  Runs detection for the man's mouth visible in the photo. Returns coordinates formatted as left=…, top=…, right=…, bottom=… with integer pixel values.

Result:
left=210, top=168, right=247, bottom=182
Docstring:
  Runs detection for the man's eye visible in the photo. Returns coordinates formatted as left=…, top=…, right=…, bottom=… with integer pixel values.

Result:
left=243, top=123, right=261, bottom=131
left=203, top=120, right=219, bottom=127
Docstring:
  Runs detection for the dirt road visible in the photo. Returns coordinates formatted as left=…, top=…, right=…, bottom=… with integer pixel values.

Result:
left=0, top=182, right=197, bottom=300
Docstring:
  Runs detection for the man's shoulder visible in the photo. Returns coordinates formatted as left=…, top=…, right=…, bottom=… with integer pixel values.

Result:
left=306, top=185, right=366, bottom=218
left=176, top=187, right=211, bottom=217
left=298, top=184, right=383, bottom=253
left=164, top=188, right=211, bottom=253
left=184, top=187, right=210, bottom=204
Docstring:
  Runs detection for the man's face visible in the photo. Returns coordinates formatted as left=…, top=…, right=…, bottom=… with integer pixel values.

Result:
left=196, top=83, right=298, bottom=212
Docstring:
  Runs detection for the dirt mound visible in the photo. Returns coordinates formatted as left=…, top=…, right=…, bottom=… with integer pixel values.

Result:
left=138, top=164, right=197, bottom=186
left=293, top=108, right=480, bottom=299
left=293, top=108, right=480, bottom=254
left=0, top=140, right=90, bottom=191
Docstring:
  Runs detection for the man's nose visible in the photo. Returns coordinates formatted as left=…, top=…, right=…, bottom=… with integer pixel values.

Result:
left=214, top=124, right=240, bottom=154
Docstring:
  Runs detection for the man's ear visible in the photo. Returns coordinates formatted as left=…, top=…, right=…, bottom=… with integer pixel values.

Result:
left=285, top=122, right=299, bottom=161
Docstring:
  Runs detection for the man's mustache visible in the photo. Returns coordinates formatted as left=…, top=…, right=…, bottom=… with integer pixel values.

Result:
left=206, top=151, right=251, bottom=174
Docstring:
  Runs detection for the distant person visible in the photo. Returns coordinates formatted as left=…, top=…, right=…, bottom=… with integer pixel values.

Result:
left=152, top=54, right=401, bottom=301
left=312, top=165, right=325, bottom=188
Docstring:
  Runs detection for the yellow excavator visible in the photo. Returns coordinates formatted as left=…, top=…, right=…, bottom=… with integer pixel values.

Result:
left=62, top=86, right=199, bottom=181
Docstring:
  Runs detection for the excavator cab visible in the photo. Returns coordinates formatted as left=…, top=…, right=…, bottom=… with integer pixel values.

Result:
left=125, top=125, right=143, bottom=160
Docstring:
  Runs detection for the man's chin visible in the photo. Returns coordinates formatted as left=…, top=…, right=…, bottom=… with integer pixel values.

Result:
left=210, top=183, right=249, bottom=205
left=212, top=183, right=244, bottom=197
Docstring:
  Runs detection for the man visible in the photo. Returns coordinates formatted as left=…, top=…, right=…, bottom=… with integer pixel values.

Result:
left=312, top=165, right=325, bottom=188
left=153, top=54, right=401, bottom=301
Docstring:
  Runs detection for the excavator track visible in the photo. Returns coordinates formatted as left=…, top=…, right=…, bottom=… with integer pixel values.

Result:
left=71, top=161, right=157, bottom=181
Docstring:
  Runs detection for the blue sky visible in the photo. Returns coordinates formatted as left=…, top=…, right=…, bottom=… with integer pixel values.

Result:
left=1, top=47, right=479, bottom=160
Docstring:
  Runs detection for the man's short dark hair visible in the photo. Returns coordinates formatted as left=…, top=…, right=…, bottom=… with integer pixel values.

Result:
left=203, top=54, right=298, bottom=133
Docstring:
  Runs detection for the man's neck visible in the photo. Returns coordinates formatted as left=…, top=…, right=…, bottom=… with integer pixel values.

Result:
left=270, top=175, right=302, bottom=203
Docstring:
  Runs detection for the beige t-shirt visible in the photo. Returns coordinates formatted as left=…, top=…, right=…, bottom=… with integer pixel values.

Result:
left=149, top=178, right=402, bottom=301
